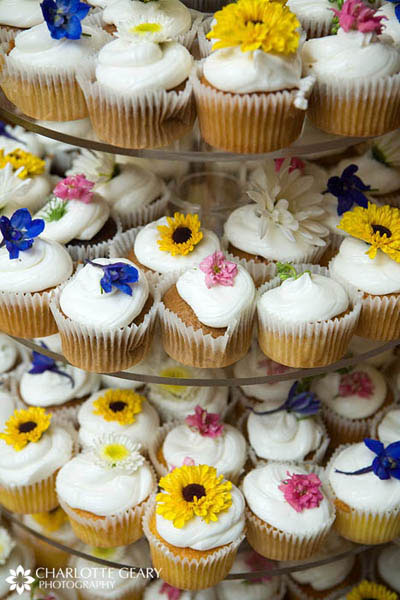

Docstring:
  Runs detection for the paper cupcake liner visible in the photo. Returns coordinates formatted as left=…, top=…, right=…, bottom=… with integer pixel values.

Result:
left=112, top=188, right=170, bottom=231
left=326, top=445, right=400, bottom=544
left=0, top=27, right=18, bottom=43
left=197, top=19, right=213, bottom=59
left=158, top=272, right=256, bottom=368
left=355, top=292, right=400, bottom=341
left=0, top=470, right=59, bottom=514
left=0, top=288, right=58, bottom=338
left=192, top=64, right=314, bottom=154
left=178, top=14, right=204, bottom=52
left=369, top=402, right=400, bottom=439
left=142, top=497, right=245, bottom=590
left=50, top=274, right=159, bottom=373
left=257, top=264, right=362, bottom=368
left=297, top=15, right=332, bottom=39
left=307, top=74, right=400, bottom=137
left=77, top=63, right=196, bottom=149
left=66, top=216, right=123, bottom=262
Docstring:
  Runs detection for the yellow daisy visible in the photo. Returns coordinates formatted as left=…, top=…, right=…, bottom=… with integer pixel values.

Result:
left=156, top=464, right=232, bottom=528
left=207, top=0, right=300, bottom=54
left=92, top=389, right=143, bottom=425
left=32, top=507, right=68, bottom=533
left=347, top=580, right=397, bottom=600
left=0, top=149, right=45, bottom=179
left=159, top=366, right=191, bottom=396
left=0, top=407, right=51, bottom=451
left=157, top=213, right=203, bottom=256
left=339, top=203, right=400, bottom=262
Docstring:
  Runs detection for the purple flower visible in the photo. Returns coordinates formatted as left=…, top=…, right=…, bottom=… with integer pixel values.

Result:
left=0, top=208, right=44, bottom=259
left=86, top=260, right=139, bottom=296
left=41, top=0, right=90, bottom=40
left=326, top=164, right=370, bottom=215
left=335, top=438, right=400, bottom=480
left=29, top=344, right=74, bottom=387
left=250, top=381, right=320, bottom=418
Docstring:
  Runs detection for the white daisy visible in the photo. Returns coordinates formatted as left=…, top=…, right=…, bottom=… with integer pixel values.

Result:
left=116, top=13, right=176, bottom=43
left=67, top=149, right=116, bottom=185
left=87, top=434, right=145, bottom=474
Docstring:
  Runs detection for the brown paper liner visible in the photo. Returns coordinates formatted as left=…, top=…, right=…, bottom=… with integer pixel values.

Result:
left=355, top=292, right=400, bottom=341
left=0, top=470, right=59, bottom=514
left=307, top=74, right=400, bottom=137
left=0, top=288, right=58, bottom=338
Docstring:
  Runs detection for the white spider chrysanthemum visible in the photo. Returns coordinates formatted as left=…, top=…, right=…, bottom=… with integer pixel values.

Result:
left=371, top=130, right=400, bottom=168
left=115, top=13, right=176, bottom=43
left=0, top=164, right=31, bottom=211
left=248, top=159, right=328, bottom=246
left=0, top=527, right=15, bottom=565
left=67, top=149, right=116, bottom=184
left=87, top=434, right=145, bottom=474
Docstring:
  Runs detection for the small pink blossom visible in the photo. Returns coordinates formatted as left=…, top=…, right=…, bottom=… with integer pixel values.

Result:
left=53, top=173, right=95, bottom=204
left=331, top=0, right=386, bottom=34
left=278, top=471, right=324, bottom=513
left=244, top=551, right=273, bottom=582
left=185, top=405, right=224, bottom=438
left=199, top=251, right=238, bottom=289
left=274, top=157, right=305, bottom=174
left=160, top=583, right=182, bottom=600
left=339, top=371, right=374, bottom=398
left=169, top=456, right=195, bottom=472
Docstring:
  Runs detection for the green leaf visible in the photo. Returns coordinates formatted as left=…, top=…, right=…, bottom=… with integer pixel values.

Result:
left=42, top=197, right=68, bottom=223
left=276, top=263, right=311, bottom=282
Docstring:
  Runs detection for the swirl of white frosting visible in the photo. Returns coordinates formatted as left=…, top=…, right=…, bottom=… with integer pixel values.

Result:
left=0, top=546, right=34, bottom=598
left=348, top=335, right=395, bottom=369
left=217, top=552, right=280, bottom=600
left=144, top=578, right=217, bottom=600
left=243, top=463, right=333, bottom=534
left=287, top=0, right=331, bottom=21
left=20, top=366, right=100, bottom=408
left=35, top=196, right=110, bottom=244
left=162, top=424, right=247, bottom=479
left=103, top=0, right=191, bottom=37
left=0, top=389, right=17, bottom=430
left=377, top=545, right=400, bottom=593
left=23, top=513, right=77, bottom=547
left=335, top=155, right=400, bottom=195
left=36, top=118, right=94, bottom=154
left=378, top=2, right=400, bottom=47
left=0, top=425, right=73, bottom=486
left=134, top=217, right=220, bottom=273
left=258, top=272, right=349, bottom=324
left=247, top=406, right=324, bottom=461
left=56, top=453, right=154, bottom=516
left=0, top=238, right=73, bottom=294
left=0, top=333, right=19, bottom=373
left=377, top=408, right=400, bottom=445
left=78, top=389, right=160, bottom=449
left=0, top=125, right=45, bottom=157
left=312, top=363, right=387, bottom=419
left=59, top=258, right=149, bottom=329
left=0, top=0, right=43, bottom=28
left=330, top=237, right=400, bottom=295
left=9, top=176, right=52, bottom=215
left=156, top=484, right=245, bottom=550
left=322, top=193, right=352, bottom=237
left=176, top=264, right=255, bottom=328
left=35, top=333, right=62, bottom=353
left=328, top=442, right=400, bottom=511
left=96, top=39, right=192, bottom=93
left=290, top=554, right=355, bottom=591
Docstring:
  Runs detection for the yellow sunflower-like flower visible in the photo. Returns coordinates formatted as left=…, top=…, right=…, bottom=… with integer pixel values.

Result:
left=156, top=464, right=232, bottom=528
left=0, top=407, right=51, bottom=451
left=157, top=213, right=203, bottom=256
left=339, top=203, right=400, bottom=262
left=92, top=389, right=143, bottom=425
left=0, top=149, right=46, bottom=179
left=32, top=507, right=68, bottom=533
left=346, top=580, right=397, bottom=600
left=207, top=0, right=300, bottom=54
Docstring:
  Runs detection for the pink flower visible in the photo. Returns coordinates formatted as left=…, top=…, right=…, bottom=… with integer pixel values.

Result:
left=244, top=551, right=274, bottom=582
left=53, top=173, right=95, bottom=204
left=278, top=471, right=324, bottom=513
left=199, top=251, right=238, bottom=289
left=257, top=358, right=289, bottom=386
left=169, top=456, right=195, bottom=472
left=331, top=0, right=386, bottom=34
left=185, top=405, right=224, bottom=438
left=339, top=371, right=374, bottom=398
left=274, top=157, right=305, bottom=174
left=160, top=583, right=182, bottom=600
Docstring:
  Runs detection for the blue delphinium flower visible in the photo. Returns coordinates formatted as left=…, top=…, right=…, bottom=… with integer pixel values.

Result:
left=335, top=438, right=400, bottom=480
left=249, top=381, right=320, bottom=418
left=0, top=208, right=44, bottom=260
left=29, top=344, right=74, bottom=387
left=386, top=0, right=400, bottom=22
left=41, top=0, right=90, bottom=40
left=86, top=260, right=139, bottom=296
left=326, top=164, right=370, bottom=216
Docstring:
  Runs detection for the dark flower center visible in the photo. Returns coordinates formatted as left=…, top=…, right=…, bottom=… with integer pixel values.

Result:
left=19, top=421, right=37, bottom=433
left=172, top=227, right=192, bottom=244
left=372, top=224, right=392, bottom=238
left=182, top=483, right=206, bottom=502
left=246, top=19, right=263, bottom=24
left=109, top=401, right=127, bottom=413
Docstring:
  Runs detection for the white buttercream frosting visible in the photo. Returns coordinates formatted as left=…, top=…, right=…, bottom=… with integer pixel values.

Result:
left=335, top=154, right=400, bottom=195
left=144, top=578, right=217, bottom=600
left=287, top=0, right=331, bottom=22
left=348, top=335, right=395, bottom=368
left=377, top=545, right=400, bottom=593
left=0, top=0, right=43, bottom=28
left=258, top=272, right=349, bottom=324
left=78, top=389, right=160, bottom=449
left=217, top=551, right=281, bottom=600
left=5, top=175, right=52, bottom=216
left=134, top=216, right=220, bottom=273
left=35, top=333, right=62, bottom=354
left=321, top=193, right=352, bottom=237
left=290, top=550, right=355, bottom=591
left=103, top=0, right=191, bottom=37
left=377, top=408, right=400, bottom=445
left=156, top=483, right=245, bottom=551
left=36, top=118, right=94, bottom=155
left=378, top=2, right=400, bottom=47
left=56, top=453, right=154, bottom=516
left=330, top=237, right=400, bottom=295
left=59, top=258, right=149, bottom=329
left=0, top=425, right=73, bottom=486
left=0, top=333, right=19, bottom=373
left=0, top=125, right=45, bottom=157
left=0, top=238, right=73, bottom=294
left=0, top=389, right=17, bottom=430
left=328, top=442, right=400, bottom=511
left=243, top=463, right=333, bottom=534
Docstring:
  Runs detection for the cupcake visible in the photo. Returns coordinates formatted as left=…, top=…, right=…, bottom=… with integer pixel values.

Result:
left=302, top=1, right=400, bottom=137
left=143, top=464, right=245, bottom=590
left=77, top=21, right=195, bottom=149
left=243, top=463, right=335, bottom=560
left=0, top=406, right=73, bottom=513
left=312, top=363, right=392, bottom=445
left=50, top=258, right=157, bottom=372
left=327, top=438, right=400, bottom=543
left=370, top=405, right=400, bottom=444
left=144, top=579, right=217, bottom=600
left=150, top=405, right=247, bottom=482
left=56, top=434, right=156, bottom=547
left=257, top=263, right=361, bottom=368
left=34, top=174, right=120, bottom=261
left=330, top=203, right=400, bottom=340
left=245, top=381, right=328, bottom=464
left=100, top=345, right=156, bottom=391
left=0, top=208, right=73, bottom=338
left=378, top=1, right=400, bottom=47
left=77, top=388, right=160, bottom=450
left=160, top=251, right=256, bottom=368
left=0, top=0, right=43, bottom=39
left=348, top=335, right=396, bottom=368
left=0, top=123, right=46, bottom=157
left=0, top=526, right=34, bottom=599
left=376, top=545, right=400, bottom=594
left=0, top=387, right=19, bottom=430
left=0, top=332, right=25, bottom=381
left=193, top=0, right=314, bottom=154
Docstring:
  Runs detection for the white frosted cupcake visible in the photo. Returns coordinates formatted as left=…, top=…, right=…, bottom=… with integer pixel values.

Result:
left=370, top=406, right=400, bottom=445
left=0, top=124, right=45, bottom=157
left=0, top=332, right=25, bottom=380
left=243, top=462, right=335, bottom=560
left=56, top=434, right=156, bottom=547
left=376, top=545, right=400, bottom=593
left=0, top=527, right=34, bottom=599
left=287, top=0, right=333, bottom=38
left=0, top=0, right=43, bottom=38
left=78, top=388, right=160, bottom=450
left=0, top=387, right=19, bottom=430
left=144, top=578, right=217, bottom=600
